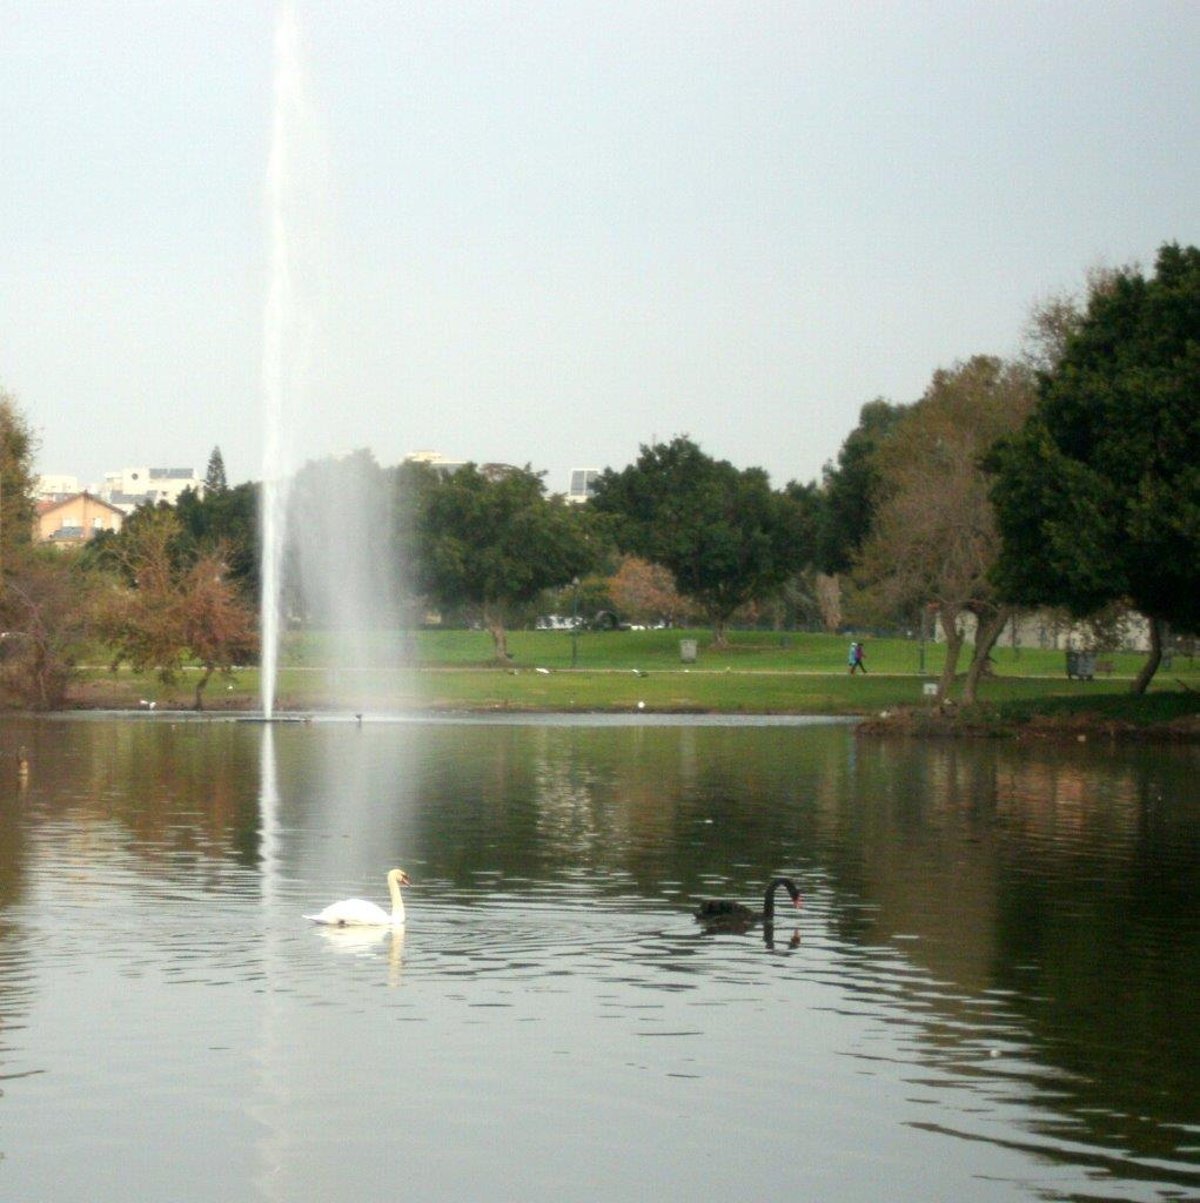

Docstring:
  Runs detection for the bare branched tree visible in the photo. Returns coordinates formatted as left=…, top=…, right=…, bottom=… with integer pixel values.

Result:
left=96, top=508, right=258, bottom=709
left=854, top=356, right=1036, bottom=703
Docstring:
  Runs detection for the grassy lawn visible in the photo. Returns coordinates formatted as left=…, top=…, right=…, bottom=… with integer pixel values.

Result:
left=69, top=628, right=1200, bottom=721
left=281, top=625, right=1178, bottom=677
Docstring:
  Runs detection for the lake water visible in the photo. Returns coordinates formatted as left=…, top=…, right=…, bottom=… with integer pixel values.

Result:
left=0, top=714, right=1197, bottom=1201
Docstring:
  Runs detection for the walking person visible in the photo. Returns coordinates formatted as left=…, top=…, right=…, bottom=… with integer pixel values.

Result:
left=849, top=640, right=867, bottom=674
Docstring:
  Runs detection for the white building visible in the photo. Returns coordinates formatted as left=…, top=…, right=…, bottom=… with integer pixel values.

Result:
left=404, top=451, right=468, bottom=477
left=98, top=466, right=204, bottom=514
left=566, top=468, right=599, bottom=504
left=936, top=609, right=1152, bottom=653
left=36, top=474, right=81, bottom=501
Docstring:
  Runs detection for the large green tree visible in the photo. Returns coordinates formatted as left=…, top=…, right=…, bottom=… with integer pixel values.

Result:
left=411, top=463, right=596, bottom=660
left=589, top=437, right=810, bottom=646
left=809, top=398, right=908, bottom=632
left=987, top=243, right=1200, bottom=693
left=175, top=480, right=259, bottom=599
left=0, top=387, right=37, bottom=575
left=204, top=445, right=228, bottom=494
left=816, top=398, right=908, bottom=575
left=0, top=389, right=88, bottom=708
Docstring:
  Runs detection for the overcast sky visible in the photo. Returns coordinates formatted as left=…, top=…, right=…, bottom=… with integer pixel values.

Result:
left=4, top=1, right=1198, bottom=496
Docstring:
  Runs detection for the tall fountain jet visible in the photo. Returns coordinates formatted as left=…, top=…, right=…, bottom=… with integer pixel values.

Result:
left=260, top=3, right=312, bottom=719
left=258, top=7, right=406, bottom=719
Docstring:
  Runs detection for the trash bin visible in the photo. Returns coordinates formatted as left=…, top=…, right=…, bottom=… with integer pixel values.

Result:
left=1065, top=651, right=1095, bottom=680
left=680, top=639, right=698, bottom=664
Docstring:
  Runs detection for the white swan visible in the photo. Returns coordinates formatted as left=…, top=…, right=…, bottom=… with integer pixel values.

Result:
left=304, top=868, right=411, bottom=927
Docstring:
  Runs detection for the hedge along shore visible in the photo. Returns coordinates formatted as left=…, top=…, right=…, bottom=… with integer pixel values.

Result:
left=855, top=698, right=1200, bottom=743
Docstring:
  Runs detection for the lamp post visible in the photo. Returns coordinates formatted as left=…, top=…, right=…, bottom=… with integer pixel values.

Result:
left=570, top=577, right=580, bottom=668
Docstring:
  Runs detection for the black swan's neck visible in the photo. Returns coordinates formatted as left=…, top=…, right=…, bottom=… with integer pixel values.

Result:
left=762, top=877, right=801, bottom=920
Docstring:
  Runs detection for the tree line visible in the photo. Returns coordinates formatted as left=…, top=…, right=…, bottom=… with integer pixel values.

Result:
left=1, top=242, right=1195, bottom=707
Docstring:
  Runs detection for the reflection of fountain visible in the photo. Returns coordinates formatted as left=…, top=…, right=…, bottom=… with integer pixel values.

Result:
left=259, top=726, right=282, bottom=907
left=253, top=723, right=291, bottom=1200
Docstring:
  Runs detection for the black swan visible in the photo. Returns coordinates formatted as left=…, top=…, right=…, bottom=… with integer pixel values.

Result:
left=695, top=877, right=802, bottom=928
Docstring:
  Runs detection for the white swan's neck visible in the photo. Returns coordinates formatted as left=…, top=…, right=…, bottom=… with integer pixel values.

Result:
left=387, top=870, right=407, bottom=923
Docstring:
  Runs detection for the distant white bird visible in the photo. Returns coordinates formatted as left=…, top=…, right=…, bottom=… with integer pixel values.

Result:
left=304, top=868, right=411, bottom=927
left=536, top=667, right=551, bottom=675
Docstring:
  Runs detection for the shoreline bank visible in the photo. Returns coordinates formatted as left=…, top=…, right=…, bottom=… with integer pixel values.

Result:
left=40, top=675, right=1200, bottom=743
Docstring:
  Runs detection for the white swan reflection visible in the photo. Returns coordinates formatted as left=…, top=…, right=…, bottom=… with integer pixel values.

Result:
left=314, top=924, right=406, bottom=984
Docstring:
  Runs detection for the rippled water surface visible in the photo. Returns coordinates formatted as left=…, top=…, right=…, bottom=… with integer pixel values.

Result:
left=0, top=715, right=1196, bottom=1201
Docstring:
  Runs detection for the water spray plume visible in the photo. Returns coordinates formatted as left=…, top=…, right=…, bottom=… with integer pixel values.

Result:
left=260, top=4, right=306, bottom=719
left=258, top=6, right=403, bottom=718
